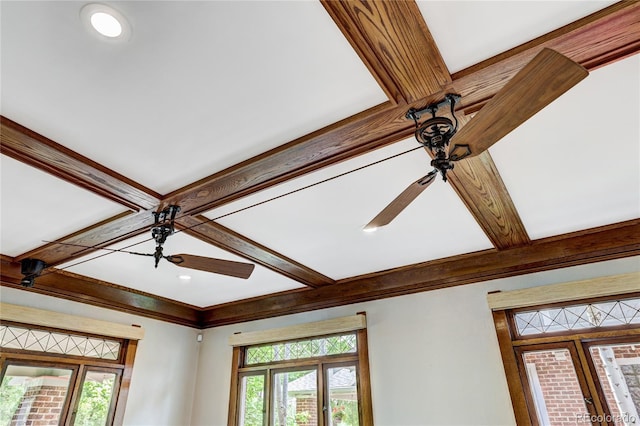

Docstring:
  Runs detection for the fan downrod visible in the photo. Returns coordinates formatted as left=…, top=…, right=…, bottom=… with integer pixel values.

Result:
left=151, top=205, right=180, bottom=268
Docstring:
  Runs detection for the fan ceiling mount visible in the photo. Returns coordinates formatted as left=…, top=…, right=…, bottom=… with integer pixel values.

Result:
left=364, top=48, right=589, bottom=231
left=406, top=93, right=469, bottom=184
left=134, top=204, right=255, bottom=279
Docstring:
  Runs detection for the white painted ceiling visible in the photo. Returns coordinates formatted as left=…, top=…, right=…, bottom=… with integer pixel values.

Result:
left=1, top=1, right=638, bottom=308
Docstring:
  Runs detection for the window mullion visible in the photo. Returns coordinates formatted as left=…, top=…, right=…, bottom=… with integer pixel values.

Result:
left=356, top=328, right=373, bottom=426
left=318, top=361, right=325, bottom=426
left=64, top=363, right=86, bottom=425
left=264, top=368, right=271, bottom=426
left=573, top=338, right=607, bottom=416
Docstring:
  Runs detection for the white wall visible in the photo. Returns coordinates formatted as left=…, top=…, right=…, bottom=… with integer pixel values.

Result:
left=0, top=287, right=201, bottom=426
left=190, top=256, right=640, bottom=426
left=2, top=257, right=637, bottom=425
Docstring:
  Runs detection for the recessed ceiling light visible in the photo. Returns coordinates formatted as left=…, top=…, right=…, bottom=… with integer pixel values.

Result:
left=80, top=4, right=131, bottom=41
left=178, top=274, right=192, bottom=283
left=91, top=12, right=122, bottom=37
left=363, top=226, right=378, bottom=233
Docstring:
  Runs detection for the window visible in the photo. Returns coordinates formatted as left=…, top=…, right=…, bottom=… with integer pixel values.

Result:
left=514, top=297, right=640, bottom=335
left=0, top=303, right=142, bottom=425
left=228, top=314, right=373, bottom=426
left=489, top=273, right=640, bottom=425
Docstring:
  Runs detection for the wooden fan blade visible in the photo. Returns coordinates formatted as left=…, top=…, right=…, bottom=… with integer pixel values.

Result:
left=450, top=48, right=588, bottom=158
left=170, top=254, right=255, bottom=279
left=364, top=171, right=438, bottom=231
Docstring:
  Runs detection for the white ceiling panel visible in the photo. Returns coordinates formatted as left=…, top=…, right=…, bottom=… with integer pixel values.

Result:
left=207, top=138, right=493, bottom=279
left=1, top=1, right=636, bottom=311
left=0, top=1, right=386, bottom=194
left=418, top=1, right=617, bottom=73
left=0, top=156, right=125, bottom=256
left=489, top=54, right=640, bottom=239
left=58, top=231, right=306, bottom=308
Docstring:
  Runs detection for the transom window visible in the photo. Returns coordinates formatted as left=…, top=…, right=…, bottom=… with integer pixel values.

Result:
left=514, top=297, right=640, bottom=336
left=245, top=333, right=357, bottom=365
left=1, top=324, right=122, bottom=360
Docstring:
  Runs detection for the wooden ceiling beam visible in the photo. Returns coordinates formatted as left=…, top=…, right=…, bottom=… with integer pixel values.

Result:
left=0, top=255, right=200, bottom=327
left=321, top=0, right=451, bottom=103
left=452, top=1, right=640, bottom=114
left=7, top=1, right=633, bottom=231
left=1, top=2, right=636, bottom=314
left=177, top=216, right=334, bottom=288
left=0, top=116, right=161, bottom=211
left=163, top=100, right=420, bottom=216
left=15, top=211, right=154, bottom=266
left=441, top=115, right=530, bottom=249
left=4, top=218, right=638, bottom=329
left=163, top=1, right=636, bottom=231
left=200, top=219, right=640, bottom=327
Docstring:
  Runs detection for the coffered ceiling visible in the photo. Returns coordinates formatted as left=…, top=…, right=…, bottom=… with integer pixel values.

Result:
left=1, top=1, right=639, bottom=328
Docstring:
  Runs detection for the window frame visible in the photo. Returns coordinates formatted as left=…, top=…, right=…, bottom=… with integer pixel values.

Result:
left=492, top=291, right=640, bottom=425
left=0, top=320, right=138, bottom=425
left=228, top=324, right=373, bottom=426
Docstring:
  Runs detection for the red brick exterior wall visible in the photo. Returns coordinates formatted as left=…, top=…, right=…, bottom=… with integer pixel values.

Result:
left=524, top=350, right=588, bottom=425
left=295, top=397, right=318, bottom=426
left=11, top=383, right=67, bottom=425
left=525, top=345, right=640, bottom=425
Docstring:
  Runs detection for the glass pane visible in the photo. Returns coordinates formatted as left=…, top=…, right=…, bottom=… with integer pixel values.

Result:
left=0, top=324, right=121, bottom=360
left=327, top=366, right=359, bottom=426
left=515, top=297, right=640, bottom=336
left=73, top=371, right=117, bottom=426
left=246, top=334, right=356, bottom=365
left=522, top=348, right=590, bottom=425
left=589, top=343, right=640, bottom=425
left=0, top=365, right=73, bottom=425
left=272, top=370, right=317, bottom=426
left=239, top=374, right=265, bottom=426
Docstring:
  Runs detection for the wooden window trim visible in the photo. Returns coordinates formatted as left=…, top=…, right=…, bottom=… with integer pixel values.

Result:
left=514, top=341, right=599, bottom=425
left=356, top=326, right=373, bottom=426
left=68, top=365, right=123, bottom=426
left=112, top=339, right=137, bottom=426
left=227, top=346, right=243, bottom=426
left=1, top=327, right=138, bottom=425
left=228, top=314, right=366, bottom=347
left=580, top=335, right=640, bottom=421
left=490, top=273, right=640, bottom=425
left=228, top=314, right=373, bottom=426
left=492, top=310, right=532, bottom=425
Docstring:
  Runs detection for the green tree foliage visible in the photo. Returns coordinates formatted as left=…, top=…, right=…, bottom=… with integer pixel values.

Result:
left=241, top=375, right=264, bottom=426
left=0, top=377, right=26, bottom=425
left=73, top=377, right=115, bottom=426
left=330, top=399, right=359, bottom=426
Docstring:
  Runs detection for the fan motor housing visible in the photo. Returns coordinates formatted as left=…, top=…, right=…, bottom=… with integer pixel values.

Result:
left=415, top=116, right=455, bottom=149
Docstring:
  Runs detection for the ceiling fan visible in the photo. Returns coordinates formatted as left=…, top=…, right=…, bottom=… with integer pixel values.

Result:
left=20, top=205, right=255, bottom=287
left=144, top=205, right=255, bottom=279
left=364, top=48, right=588, bottom=231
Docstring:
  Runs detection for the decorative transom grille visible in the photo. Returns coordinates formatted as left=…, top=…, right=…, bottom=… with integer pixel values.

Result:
left=0, top=324, right=121, bottom=360
left=515, top=297, right=640, bottom=336
left=245, top=333, right=357, bottom=365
